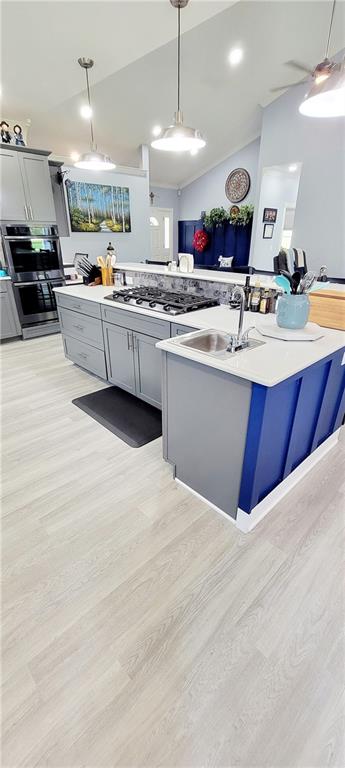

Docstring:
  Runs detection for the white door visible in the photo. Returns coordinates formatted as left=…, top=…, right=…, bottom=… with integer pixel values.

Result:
left=149, top=207, right=173, bottom=262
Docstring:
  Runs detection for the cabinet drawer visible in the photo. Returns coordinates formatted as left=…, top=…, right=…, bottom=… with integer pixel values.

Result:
left=101, top=305, right=171, bottom=339
left=56, top=293, right=101, bottom=318
left=171, top=322, right=199, bottom=337
left=58, top=307, right=104, bottom=349
left=63, top=335, right=107, bottom=379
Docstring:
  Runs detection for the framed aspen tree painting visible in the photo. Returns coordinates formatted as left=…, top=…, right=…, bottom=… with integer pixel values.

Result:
left=65, top=180, right=131, bottom=233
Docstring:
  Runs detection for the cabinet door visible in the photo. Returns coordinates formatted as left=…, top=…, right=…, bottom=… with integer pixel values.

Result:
left=103, top=322, right=136, bottom=394
left=0, top=291, right=19, bottom=339
left=0, top=148, right=27, bottom=221
left=21, top=154, right=56, bottom=222
left=134, top=332, right=162, bottom=408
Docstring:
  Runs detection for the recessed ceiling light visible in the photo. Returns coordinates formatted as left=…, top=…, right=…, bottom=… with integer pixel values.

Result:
left=80, top=104, right=93, bottom=119
left=152, top=125, right=162, bottom=137
left=288, top=164, right=298, bottom=172
left=190, top=147, right=199, bottom=156
left=228, top=47, right=244, bottom=67
left=70, top=151, right=80, bottom=162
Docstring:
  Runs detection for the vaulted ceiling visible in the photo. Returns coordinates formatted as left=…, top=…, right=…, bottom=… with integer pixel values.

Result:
left=1, top=1, right=344, bottom=187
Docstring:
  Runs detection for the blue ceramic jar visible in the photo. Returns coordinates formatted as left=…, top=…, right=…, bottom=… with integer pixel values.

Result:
left=276, top=294, right=310, bottom=329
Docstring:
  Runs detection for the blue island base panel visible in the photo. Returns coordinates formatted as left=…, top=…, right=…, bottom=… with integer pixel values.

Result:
left=239, top=347, right=345, bottom=515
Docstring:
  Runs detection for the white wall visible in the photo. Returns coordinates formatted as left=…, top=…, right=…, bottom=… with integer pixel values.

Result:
left=179, top=138, right=260, bottom=221
left=252, top=167, right=301, bottom=271
left=60, top=165, right=150, bottom=265
left=149, top=185, right=180, bottom=257
left=250, top=71, right=345, bottom=278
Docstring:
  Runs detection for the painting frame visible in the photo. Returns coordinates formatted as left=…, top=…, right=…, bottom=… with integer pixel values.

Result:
left=263, top=223, right=274, bottom=239
left=263, top=207, right=277, bottom=223
left=65, top=180, right=131, bottom=234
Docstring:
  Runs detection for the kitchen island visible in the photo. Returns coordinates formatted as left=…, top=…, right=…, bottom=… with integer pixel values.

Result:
left=54, top=282, right=345, bottom=533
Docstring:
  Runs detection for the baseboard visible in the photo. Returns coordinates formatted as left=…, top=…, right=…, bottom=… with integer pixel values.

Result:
left=175, top=479, right=236, bottom=525
left=175, top=428, right=341, bottom=534
left=236, top=428, right=341, bottom=533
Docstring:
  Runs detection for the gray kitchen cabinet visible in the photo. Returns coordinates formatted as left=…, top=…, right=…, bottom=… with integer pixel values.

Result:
left=63, top=335, right=107, bottom=379
left=0, top=148, right=27, bottom=221
left=134, top=331, right=162, bottom=408
left=103, top=321, right=136, bottom=394
left=21, top=153, right=56, bottom=222
left=0, top=281, right=21, bottom=339
left=171, top=322, right=198, bottom=337
left=0, top=146, right=56, bottom=223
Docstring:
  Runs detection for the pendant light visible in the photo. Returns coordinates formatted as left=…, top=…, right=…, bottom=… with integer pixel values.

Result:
left=74, top=58, right=116, bottom=170
left=151, top=0, right=206, bottom=152
left=299, top=0, right=345, bottom=118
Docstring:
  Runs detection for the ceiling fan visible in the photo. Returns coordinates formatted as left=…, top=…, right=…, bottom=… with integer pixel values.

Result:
left=271, top=0, right=342, bottom=93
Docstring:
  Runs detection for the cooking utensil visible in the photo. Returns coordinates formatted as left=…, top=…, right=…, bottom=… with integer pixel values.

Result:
left=291, top=271, right=301, bottom=294
left=275, top=275, right=292, bottom=294
left=279, top=269, right=294, bottom=288
left=300, top=271, right=316, bottom=293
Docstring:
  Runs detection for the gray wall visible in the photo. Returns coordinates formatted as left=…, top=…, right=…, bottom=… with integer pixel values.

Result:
left=150, top=185, right=180, bottom=258
left=60, top=165, right=150, bottom=265
left=250, top=74, right=345, bottom=278
left=178, top=137, right=260, bottom=221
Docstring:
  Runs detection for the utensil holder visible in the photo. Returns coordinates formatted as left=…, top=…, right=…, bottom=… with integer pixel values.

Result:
left=276, top=294, right=310, bottom=329
left=101, top=267, right=113, bottom=286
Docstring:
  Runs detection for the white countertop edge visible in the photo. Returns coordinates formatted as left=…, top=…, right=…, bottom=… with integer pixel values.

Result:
left=0, top=275, right=11, bottom=281
left=156, top=332, right=345, bottom=388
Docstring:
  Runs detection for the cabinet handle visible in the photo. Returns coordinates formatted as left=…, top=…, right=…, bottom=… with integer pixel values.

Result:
left=73, top=303, right=82, bottom=309
left=127, top=330, right=133, bottom=350
left=28, top=205, right=34, bottom=220
left=73, top=324, right=84, bottom=331
left=78, top=352, right=88, bottom=359
left=24, top=205, right=28, bottom=219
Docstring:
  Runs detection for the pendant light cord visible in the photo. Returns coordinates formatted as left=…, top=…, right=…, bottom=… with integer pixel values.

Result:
left=325, top=0, right=336, bottom=59
left=85, top=67, right=95, bottom=150
left=177, top=5, right=181, bottom=113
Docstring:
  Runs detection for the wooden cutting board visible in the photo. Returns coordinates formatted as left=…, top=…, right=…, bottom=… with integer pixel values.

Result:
left=308, top=289, right=345, bottom=331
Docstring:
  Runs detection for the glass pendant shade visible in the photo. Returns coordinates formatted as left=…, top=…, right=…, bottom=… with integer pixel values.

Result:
left=299, top=68, right=345, bottom=117
left=151, top=111, right=206, bottom=152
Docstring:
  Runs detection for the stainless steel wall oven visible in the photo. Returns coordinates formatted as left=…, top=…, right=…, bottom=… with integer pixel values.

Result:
left=1, top=224, right=64, bottom=327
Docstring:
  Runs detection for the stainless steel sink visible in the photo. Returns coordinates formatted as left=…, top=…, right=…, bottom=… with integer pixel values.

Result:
left=177, top=329, right=264, bottom=356
left=180, top=331, right=230, bottom=353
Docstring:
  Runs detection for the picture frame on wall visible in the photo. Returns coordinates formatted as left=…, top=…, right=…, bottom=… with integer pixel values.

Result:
left=263, top=207, right=277, bottom=223
left=263, top=223, right=274, bottom=239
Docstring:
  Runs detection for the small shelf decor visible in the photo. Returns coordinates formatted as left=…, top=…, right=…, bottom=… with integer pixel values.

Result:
left=202, top=204, right=254, bottom=230
left=202, top=207, right=230, bottom=228
left=229, top=204, right=254, bottom=227
left=192, top=229, right=209, bottom=252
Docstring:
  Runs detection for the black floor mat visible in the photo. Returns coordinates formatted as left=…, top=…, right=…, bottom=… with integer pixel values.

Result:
left=72, top=386, right=162, bottom=448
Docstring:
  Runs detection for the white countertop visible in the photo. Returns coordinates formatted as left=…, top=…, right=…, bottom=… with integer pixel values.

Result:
left=54, top=284, right=345, bottom=388
left=0, top=275, right=11, bottom=281
left=115, top=262, right=277, bottom=289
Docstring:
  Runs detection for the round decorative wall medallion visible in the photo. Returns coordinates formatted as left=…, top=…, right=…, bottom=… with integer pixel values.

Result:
left=225, top=168, right=251, bottom=203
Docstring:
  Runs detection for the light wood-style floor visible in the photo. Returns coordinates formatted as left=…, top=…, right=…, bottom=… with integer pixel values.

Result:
left=1, top=334, right=345, bottom=768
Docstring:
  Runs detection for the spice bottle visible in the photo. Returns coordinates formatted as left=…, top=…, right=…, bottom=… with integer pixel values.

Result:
left=260, top=289, right=270, bottom=314
left=250, top=280, right=261, bottom=312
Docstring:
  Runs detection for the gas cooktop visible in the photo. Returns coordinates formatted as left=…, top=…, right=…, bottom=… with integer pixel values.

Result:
left=104, top=286, right=219, bottom=316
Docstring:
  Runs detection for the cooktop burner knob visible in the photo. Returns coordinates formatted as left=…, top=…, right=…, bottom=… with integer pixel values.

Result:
left=124, top=295, right=131, bottom=302
left=164, top=305, right=171, bottom=312
left=149, top=301, right=156, bottom=307
left=136, top=298, right=143, bottom=305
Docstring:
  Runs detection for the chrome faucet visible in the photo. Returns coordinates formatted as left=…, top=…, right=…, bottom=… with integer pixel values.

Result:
left=227, top=286, right=254, bottom=353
